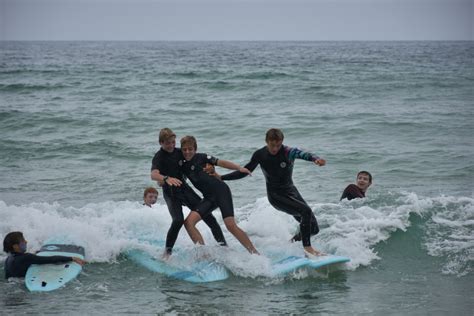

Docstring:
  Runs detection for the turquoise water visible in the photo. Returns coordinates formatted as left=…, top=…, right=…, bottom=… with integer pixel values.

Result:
left=0, top=41, right=473, bottom=314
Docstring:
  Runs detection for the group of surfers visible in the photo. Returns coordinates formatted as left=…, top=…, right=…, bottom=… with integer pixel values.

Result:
left=145, top=128, right=372, bottom=258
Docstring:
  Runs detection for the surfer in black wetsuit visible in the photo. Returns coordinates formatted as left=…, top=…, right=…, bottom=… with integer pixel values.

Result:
left=340, top=171, right=372, bottom=201
left=179, top=136, right=259, bottom=254
left=3, top=232, right=85, bottom=279
left=219, top=128, right=325, bottom=257
left=151, top=128, right=227, bottom=258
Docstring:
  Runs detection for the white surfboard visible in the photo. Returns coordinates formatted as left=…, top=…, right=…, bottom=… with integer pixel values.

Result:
left=126, top=249, right=229, bottom=283
left=272, top=255, right=350, bottom=276
left=25, top=243, right=85, bottom=292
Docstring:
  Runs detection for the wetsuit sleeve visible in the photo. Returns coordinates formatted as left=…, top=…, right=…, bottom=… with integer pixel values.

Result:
left=340, top=184, right=365, bottom=201
left=221, top=151, right=259, bottom=181
left=285, top=146, right=320, bottom=162
left=151, top=152, right=160, bottom=171
left=25, top=253, right=73, bottom=265
left=203, top=154, right=219, bottom=166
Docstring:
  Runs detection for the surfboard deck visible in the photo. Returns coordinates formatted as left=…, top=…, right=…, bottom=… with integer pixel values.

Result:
left=272, top=255, right=350, bottom=276
left=125, top=249, right=229, bottom=283
left=25, top=243, right=85, bottom=292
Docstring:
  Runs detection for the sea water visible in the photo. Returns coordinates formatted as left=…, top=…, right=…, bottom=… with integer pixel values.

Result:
left=0, top=41, right=473, bottom=314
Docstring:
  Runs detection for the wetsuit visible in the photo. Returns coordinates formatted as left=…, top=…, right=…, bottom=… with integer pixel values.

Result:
left=340, top=184, right=365, bottom=201
left=4, top=252, right=72, bottom=279
left=221, top=145, right=320, bottom=247
left=179, top=153, right=235, bottom=220
left=151, top=148, right=226, bottom=254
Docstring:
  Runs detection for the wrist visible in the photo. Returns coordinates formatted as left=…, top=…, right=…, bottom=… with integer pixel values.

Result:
left=163, top=176, right=169, bottom=183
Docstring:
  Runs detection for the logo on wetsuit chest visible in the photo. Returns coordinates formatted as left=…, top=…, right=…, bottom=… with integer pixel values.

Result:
left=191, top=165, right=195, bottom=171
left=280, top=162, right=287, bottom=168
left=178, top=160, right=183, bottom=166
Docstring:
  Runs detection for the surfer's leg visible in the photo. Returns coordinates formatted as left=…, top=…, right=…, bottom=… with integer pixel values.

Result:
left=184, top=211, right=205, bottom=245
left=267, top=188, right=321, bottom=254
left=215, top=185, right=258, bottom=254
left=184, top=199, right=215, bottom=246
left=163, top=193, right=184, bottom=255
left=202, top=211, right=227, bottom=246
left=181, top=186, right=227, bottom=246
left=223, top=217, right=259, bottom=254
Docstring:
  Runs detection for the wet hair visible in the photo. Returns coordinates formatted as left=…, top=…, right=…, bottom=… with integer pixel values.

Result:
left=3, top=231, right=24, bottom=253
left=265, top=128, right=284, bottom=142
left=159, top=128, right=176, bottom=144
left=180, top=135, right=198, bottom=150
left=143, top=187, right=158, bottom=198
left=357, top=171, right=373, bottom=183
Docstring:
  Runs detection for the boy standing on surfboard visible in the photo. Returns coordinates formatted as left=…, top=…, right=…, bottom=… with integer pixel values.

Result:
left=179, top=136, right=259, bottom=255
left=3, top=232, right=85, bottom=279
left=150, top=128, right=227, bottom=258
left=218, top=128, right=325, bottom=257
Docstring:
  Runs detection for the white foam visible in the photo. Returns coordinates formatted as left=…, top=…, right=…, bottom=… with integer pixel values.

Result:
left=1, top=192, right=472, bottom=278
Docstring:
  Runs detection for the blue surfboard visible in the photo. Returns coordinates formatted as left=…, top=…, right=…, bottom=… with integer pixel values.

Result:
left=272, top=255, right=350, bottom=276
left=25, top=243, right=85, bottom=292
left=125, top=249, right=229, bottom=283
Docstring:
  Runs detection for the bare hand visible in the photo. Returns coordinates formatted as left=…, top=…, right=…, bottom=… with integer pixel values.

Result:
left=203, top=163, right=216, bottom=175
left=314, top=159, right=326, bottom=166
left=164, top=177, right=182, bottom=187
left=72, top=257, right=87, bottom=266
left=239, top=167, right=252, bottom=175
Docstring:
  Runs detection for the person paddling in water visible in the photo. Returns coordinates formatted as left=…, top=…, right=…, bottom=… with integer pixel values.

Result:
left=180, top=136, right=259, bottom=255
left=3, top=232, right=86, bottom=279
left=219, top=128, right=325, bottom=257
left=340, top=171, right=372, bottom=201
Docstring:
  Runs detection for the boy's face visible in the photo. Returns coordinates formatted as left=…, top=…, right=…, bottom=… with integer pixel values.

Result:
left=144, top=193, right=158, bottom=207
left=13, top=238, right=28, bottom=253
left=160, top=137, right=176, bottom=153
left=181, top=144, right=196, bottom=161
left=266, top=139, right=283, bottom=155
left=356, top=173, right=371, bottom=191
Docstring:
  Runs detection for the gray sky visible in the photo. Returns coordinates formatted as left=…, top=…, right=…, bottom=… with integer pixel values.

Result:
left=1, top=0, right=472, bottom=41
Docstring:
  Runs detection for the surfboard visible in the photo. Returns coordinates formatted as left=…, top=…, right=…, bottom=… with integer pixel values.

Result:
left=272, top=255, right=350, bottom=276
left=125, top=249, right=229, bottom=283
left=25, top=243, right=85, bottom=292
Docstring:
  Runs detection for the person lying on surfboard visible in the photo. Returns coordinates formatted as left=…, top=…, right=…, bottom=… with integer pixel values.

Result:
left=179, top=135, right=259, bottom=255
left=217, top=128, right=325, bottom=258
left=3, top=232, right=86, bottom=279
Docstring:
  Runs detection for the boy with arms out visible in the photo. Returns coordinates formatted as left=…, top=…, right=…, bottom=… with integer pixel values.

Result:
left=220, top=128, right=325, bottom=257
left=180, top=136, right=259, bottom=254
left=151, top=128, right=226, bottom=258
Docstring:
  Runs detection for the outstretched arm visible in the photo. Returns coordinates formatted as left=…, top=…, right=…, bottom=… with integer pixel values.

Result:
left=286, top=146, right=325, bottom=166
left=217, top=159, right=251, bottom=175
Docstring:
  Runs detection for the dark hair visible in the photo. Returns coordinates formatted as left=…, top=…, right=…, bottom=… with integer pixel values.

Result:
left=357, top=171, right=372, bottom=183
left=265, top=128, right=284, bottom=142
left=3, top=231, right=24, bottom=253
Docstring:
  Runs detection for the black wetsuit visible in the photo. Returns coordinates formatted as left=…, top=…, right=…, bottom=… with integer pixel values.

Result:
left=4, top=252, right=72, bottom=279
left=340, top=184, right=365, bottom=201
left=152, top=148, right=227, bottom=254
left=180, top=153, right=235, bottom=219
left=221, top=145, right=320, bottom=247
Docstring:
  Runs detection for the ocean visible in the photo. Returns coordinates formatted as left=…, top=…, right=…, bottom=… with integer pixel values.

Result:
left=0, top=41, right=473, bottom=315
